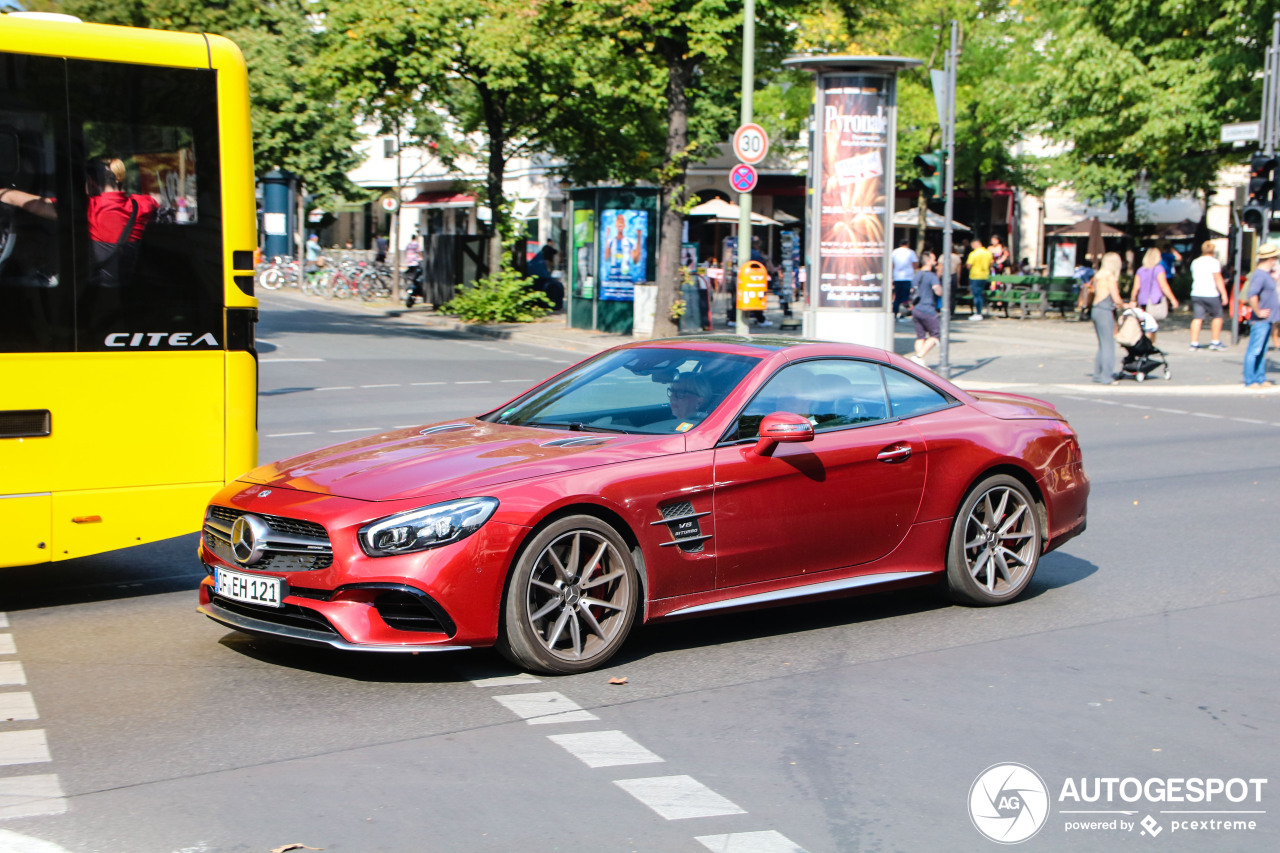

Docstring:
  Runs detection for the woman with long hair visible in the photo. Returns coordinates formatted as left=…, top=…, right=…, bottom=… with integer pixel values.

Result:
left=1130, top=247, right=1179, bottom=343
left=1092, top=252, right=1125, bottom=384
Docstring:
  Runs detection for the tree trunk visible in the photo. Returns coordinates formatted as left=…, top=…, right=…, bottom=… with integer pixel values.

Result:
left=483, top=86, right=507, bottom=277
left=916, top=192, right=928, bottom=256
left=652, top=45, right=697, bottom=339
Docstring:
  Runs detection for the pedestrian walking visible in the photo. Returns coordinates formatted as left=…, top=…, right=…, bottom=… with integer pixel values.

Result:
left=1188, top=240, right=1229, bottom=351
left=909, top=251, right=943, bottom=367
left=966, top=238, right=993, bottom=320
left=1130, top=247, right=1179, bottom=344
left=1091, top=252, right=1124, bottom=384
left=891, top=238, right=918, bottom=320
left=1243, top=243, right=1279, bottom=387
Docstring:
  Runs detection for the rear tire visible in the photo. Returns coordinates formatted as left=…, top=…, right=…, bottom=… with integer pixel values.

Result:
left=944, top=475, right=1041, bottom=605
left=498, top=516, right=637, bottom=674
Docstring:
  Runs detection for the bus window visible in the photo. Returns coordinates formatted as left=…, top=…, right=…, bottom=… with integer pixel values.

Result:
left=0, top=54, right=73, bottom=352
left=67, top=59, right=223, bottom=352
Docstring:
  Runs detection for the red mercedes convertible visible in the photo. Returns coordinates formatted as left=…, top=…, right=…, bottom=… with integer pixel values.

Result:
left=198, top=337, right=1088, bottom=673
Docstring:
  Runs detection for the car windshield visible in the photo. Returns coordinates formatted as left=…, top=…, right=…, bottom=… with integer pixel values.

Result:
left=488, top=348, right=759, bottom=435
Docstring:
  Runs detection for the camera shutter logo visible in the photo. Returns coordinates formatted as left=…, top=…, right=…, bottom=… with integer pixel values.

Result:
left=969, top=763, right=1050, bottom=844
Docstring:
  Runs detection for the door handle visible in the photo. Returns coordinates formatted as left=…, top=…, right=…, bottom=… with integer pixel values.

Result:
left=876, top=443, right=912, bottom=463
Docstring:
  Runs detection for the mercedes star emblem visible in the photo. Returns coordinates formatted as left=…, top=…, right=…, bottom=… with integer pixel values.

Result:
left=230, top=514, right=271, bottom=565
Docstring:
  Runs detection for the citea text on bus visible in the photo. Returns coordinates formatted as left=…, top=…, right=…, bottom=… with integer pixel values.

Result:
left=104, top=332, right=220, bottom=347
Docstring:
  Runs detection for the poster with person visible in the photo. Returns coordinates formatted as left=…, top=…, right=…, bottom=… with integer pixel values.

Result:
left=600, top=209, right=648, bottom=300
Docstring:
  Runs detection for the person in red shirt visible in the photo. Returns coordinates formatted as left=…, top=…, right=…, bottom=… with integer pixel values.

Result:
left=85, top=158, right=158, bottom=285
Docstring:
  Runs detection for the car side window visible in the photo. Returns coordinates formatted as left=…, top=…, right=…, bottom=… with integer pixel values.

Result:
left=883, top=367, right=950, bottom=418
left=734, top=359, right=889, bottom=439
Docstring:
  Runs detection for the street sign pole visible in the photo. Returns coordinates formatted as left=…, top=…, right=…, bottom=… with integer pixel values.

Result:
left=939, top=21, right=958, bottom=380
left=737, top=0, right=756, bottom=334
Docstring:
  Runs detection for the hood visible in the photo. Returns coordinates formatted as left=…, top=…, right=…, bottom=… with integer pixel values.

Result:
left=966, top=390, right=1064, bottom=421
left=241, top=419, right=681, bottom=501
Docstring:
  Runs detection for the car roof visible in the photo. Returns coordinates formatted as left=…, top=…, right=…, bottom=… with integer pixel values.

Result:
left=616, top=335, right=891, bottom=359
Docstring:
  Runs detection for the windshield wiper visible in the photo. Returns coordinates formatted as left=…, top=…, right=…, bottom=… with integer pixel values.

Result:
left=521, top=421, right=632, bottom=434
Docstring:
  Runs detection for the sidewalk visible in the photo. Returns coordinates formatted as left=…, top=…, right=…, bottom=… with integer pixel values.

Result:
left=263, top=288, right=1280, bottom=395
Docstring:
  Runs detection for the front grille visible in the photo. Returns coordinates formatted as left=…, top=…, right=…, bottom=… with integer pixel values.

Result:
left=373, top=590, right=455, bottom=635
left=204, top=505, right=333, bottom=571
left=208, top=505, right=328, bottom=539
left=211, top=596, right=338, bottom=635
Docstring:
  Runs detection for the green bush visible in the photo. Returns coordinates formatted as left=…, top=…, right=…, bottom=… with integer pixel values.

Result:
left=441, top=268, right=553, bottom=324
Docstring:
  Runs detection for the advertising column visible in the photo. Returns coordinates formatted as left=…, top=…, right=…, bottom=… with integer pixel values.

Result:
left=784, top=56, right=919, bottom=348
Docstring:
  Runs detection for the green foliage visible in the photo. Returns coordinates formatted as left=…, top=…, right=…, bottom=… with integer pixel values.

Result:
left=62, top=0, right=360, bottom=198
left=441, top=268, right=553, bottom=324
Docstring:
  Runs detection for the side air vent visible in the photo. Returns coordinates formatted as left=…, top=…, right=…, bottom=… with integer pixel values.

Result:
left=540, top=436, right=613, bottom=448
left=652, top=500, right=712, bottom=553
left=0, top=410, right=51, bottom=439
left=419, top=423, right=471, bottom=435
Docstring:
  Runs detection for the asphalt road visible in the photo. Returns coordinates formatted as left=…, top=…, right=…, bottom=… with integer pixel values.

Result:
left=1, top=293, right=1276, bottom=853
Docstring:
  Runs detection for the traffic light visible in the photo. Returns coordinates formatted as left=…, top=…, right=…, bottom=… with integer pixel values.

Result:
left=1243, top=153, right=1277, bottom=231
left=912, top=149, right=945, bottom=201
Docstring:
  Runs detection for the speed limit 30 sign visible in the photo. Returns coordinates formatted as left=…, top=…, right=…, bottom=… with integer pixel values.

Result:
left=732, top=123, right=770, bottom=165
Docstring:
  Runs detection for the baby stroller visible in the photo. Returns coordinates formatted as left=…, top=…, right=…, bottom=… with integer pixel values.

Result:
left=1114, top=307, right=1171, bottom=382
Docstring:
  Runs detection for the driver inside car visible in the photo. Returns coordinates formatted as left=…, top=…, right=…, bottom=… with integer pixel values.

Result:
left=653, top=372, right=712, bottom=433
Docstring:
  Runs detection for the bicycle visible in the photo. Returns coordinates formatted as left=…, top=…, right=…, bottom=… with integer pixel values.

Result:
left=358, top=262, right=394, bottom=302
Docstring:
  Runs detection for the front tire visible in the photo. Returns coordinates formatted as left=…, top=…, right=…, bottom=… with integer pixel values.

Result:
left=944, top=475, right=1041, bottom=605
left=498, top=516, right=637, bottom=674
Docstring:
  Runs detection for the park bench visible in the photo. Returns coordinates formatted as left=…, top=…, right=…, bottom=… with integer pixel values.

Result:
left=989, top=275, right=1077, bottom=319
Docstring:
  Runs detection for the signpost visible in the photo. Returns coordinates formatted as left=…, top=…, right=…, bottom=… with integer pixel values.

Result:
left=733, top=122, right=770, bottom=165
left=730, top=163, right=758, bottom=194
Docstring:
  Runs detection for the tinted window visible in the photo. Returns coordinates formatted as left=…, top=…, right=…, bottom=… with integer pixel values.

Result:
left=0, top=55, right=223, bottom=353
left=0, top=54, right=74, bottom=352
left=735, top=359, right=890, bottom=439
left=883, top=367, right=950, bottom=418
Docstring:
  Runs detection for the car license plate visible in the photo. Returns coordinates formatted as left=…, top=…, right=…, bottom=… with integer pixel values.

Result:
left=215, top=568, right=284, bottom=608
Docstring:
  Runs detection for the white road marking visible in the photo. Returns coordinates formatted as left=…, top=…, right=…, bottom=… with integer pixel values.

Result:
left=696, top=831, right=809, bottom=853
left=1156, top=408, right=1188, bottom=414
left=614, top=775, right=746, bottom=820
left=492, top=692, right=598, bottom=724
left=455, top=380, right=492, bottom=385
left=263, top=432, right=314, bottom=438
left=0, top=730, right=51, bottom=766
left=467, top=673, right=541, bottom=688
left=501, top=379, right=531, bottom=383
left=328, top=427, right=380, bottom=434
left=314, top=386, right=354, bottom=391
left=0, top=777, right=68, bottom=820
left=1122, top=403, right=1151, bottom=410
left=1233, top=417, right=1268, bottom=424
left=411, top=382, right=447, bottom=386
left=547, top=731, right=664, bottom=769
left=0, top=663, right=26, bottom=686
left=0, top=616, right=7, bottom=629
left=1191, top=412, right=1225, bottom=419
left=0, top=693, right=38, bottom=722
left=0, top=636, right=14, bottom=656
left=259, top=358, right=324, bottom=363
left=360, top=384, right=400, bottom=389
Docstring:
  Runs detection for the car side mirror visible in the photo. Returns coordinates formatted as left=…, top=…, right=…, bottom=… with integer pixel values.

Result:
left=753, top=411, right=814, bottom=454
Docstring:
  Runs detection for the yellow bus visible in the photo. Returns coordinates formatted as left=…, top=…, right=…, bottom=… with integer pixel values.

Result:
left=0, top=13, right=257, bottom=567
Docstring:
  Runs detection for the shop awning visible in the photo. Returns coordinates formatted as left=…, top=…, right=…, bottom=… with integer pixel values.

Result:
left=403, top=191, right=476, bottom=209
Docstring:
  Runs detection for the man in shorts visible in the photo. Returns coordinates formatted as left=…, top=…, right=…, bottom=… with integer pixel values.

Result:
left=1188, top=240, right=1229, bottom=350
left=909, top=251, right=943, bottom=367
left=891, top=238, right=918, bottom=320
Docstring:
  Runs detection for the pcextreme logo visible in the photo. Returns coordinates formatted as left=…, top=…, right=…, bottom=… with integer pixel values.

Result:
left=971, top=764, right=1268, bottom=844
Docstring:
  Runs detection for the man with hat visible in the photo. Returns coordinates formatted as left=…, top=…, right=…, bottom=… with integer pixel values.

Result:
left=1244, top=242, right=1280, bottom=387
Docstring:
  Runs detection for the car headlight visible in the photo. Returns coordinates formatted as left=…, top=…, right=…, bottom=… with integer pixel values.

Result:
left=359, top=497, right=499, bottom=557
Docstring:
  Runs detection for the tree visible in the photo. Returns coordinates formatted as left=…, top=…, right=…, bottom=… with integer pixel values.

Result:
left=324, top=0, right=588, bottom=276
left=1029, top=0, right=1272, bottom=230
left=61, top=0, right=361, bottom=198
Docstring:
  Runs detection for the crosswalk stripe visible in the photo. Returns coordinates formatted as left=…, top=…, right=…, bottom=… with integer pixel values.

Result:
left=466, top=673, right=541, bottom=688
left=0, top=776, right=68, bottom=820
left=0, top=731, right=51, bottom=766
left=0, top=615, right=8, bottom=629
left=0, top=636, right=14, bottom=656
left=695, top=830, right=809, bottom=853
left=0, top=693, right=38, bottom=722
left=547, top=731, right=664, bottom=768
left=492, top=692, right=598, bottom=724
left=0, top=663, right=26, bottom=687
left=613, top=775, right=746, bottom=820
